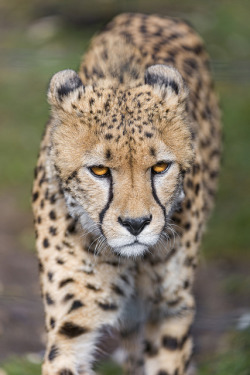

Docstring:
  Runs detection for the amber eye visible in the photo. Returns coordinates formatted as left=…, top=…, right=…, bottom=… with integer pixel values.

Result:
left=90, top=166, right=110, bottom=177
left=152, top=162, right=170, bottom=174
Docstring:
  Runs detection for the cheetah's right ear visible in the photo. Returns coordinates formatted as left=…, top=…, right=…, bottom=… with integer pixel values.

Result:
left=144, top=65, right=188, bottom=106
left=47, top=69, right=85, bottom=112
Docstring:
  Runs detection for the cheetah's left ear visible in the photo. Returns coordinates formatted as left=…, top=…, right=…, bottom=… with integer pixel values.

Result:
left=145, top=65, right=188, bottom=105
left=47, top=69, right=85, bottom=112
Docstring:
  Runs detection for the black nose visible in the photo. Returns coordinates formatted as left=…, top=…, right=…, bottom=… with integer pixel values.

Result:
left=118, top=215, right=152, bottom=236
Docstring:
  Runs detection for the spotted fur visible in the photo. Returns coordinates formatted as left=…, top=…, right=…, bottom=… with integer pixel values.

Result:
left=33, top=13, right=221, bottom=375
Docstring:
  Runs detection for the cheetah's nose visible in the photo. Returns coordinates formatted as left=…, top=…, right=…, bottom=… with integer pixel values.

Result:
left=118, top=215, right=152, bottom=236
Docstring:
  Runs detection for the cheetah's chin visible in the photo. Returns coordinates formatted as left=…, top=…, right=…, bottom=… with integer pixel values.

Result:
left=113, top=242, right=149, bottom=257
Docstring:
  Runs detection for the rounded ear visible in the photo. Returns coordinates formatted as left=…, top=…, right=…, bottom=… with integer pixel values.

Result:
left=144, top=65, right=188, bottom=105
left=47, top=69, right=85, bottom=111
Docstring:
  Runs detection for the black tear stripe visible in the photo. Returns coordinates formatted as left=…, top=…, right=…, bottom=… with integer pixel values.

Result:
left=99, top=175, right=113, bottom=224
left=151, top=175, right=166, bottom=218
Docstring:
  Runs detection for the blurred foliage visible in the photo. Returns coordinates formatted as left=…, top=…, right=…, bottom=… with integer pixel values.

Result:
left=199, top=328, right=250, bottom=375
left=1, top=357, right=40, bottom=375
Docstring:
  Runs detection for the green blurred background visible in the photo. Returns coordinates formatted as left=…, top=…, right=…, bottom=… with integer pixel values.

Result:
left=0, top=0, right=249, bottom=374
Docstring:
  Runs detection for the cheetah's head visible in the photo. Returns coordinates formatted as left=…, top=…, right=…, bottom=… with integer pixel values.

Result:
left=48, top=65, right=193, bottom=257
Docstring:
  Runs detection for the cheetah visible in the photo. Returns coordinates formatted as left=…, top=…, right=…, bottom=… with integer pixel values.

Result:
left=32, top=13, right=221, bottom=375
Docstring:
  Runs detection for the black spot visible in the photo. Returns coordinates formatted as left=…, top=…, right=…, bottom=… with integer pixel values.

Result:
left=158, top=371, right=170, bottom=375
left=185, top=256, right=194, bottom=267
left=59, top=278, right=74, bottom=288
left=59, top=322, right=88, bottom=338
left=39, top=172, right=47, bottom=186
left=144, top=340, right=159, bottom=357
left=186, top=179, right=193, bottom=189
left=195, top=183, right=200, bottom=195
left=162, top=335, right=178, bottom=350
left=59, top=369, right=74, bottom=375
left=140, top=23, right=147, bottom=34
left=210, top=170, right=219, bottom=179
left=112, top=284, right=125, bottom=296
left=145, top=132, right=153, bottom=138
left=89, top=97, right=95, bottom=106
left=48, top=344, right=59, bottom=362
left=105, top=149, right=112, bottom=159
left=193, top=163, right=200, bottom=175
left=186, top=199, right=192, bottom=209
left=184, top=280, right=190, bottom=289
left=105, top=133, right=113, bottom=140
left=101, top=49, right=108, bottom=60
left=47, top=272, right=54, bottom=282
left=104, top=101, right=110, bottom=111
left=56, top=258, right=64, bottom=265
left=150, top=147, right=156, bottom=157
left=50, top=194, right=56, bottom=204
left=86, top=283, right=100, bottom=291
left=63, top=293, right=74, bottom=302
left=194, top=44, right=203, bottom=54
left=43, top=238, right=50, bottom=248
left=37, top=216, right=42, bottom=224
left=49, top=210, right=56, bottom=220
left=184, top=222, right=191, bottom=230
left=38, top=260, right=44, bottom=273
left=120, top=274, right=130, bottom=284
left=45, top=293, right=54, bottom=305
left=50, top=317, right=56, bottom=329
left=32, top=191, right=39, bottom=202
left=183, top=58, right=198, bottom=76
left=49, top=226, right=57, bottom=236
left=67, top=220, right=77, bottom=234
left=57, top=75, right=83, bottom=100
left=97, top=302, right=118, bottom=311
left=68, top=300, right=84, bottom=313
left=45, top=188, right=49, bottom=200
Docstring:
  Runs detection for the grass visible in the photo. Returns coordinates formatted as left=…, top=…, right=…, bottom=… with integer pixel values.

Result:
left=199, top=328, right=250, bottom=375
left=1, top=358, right=41, bottom=375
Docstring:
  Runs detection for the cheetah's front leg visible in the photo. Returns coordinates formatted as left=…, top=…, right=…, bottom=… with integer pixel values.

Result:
left=144, top=310, right=194, bottom=375
left=43, top=329, right=99, bottom=375
left=41, top=262, right=135, bottom=375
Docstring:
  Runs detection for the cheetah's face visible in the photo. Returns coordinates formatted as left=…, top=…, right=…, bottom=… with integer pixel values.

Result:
left=48, top=66, right=193, bottom=257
